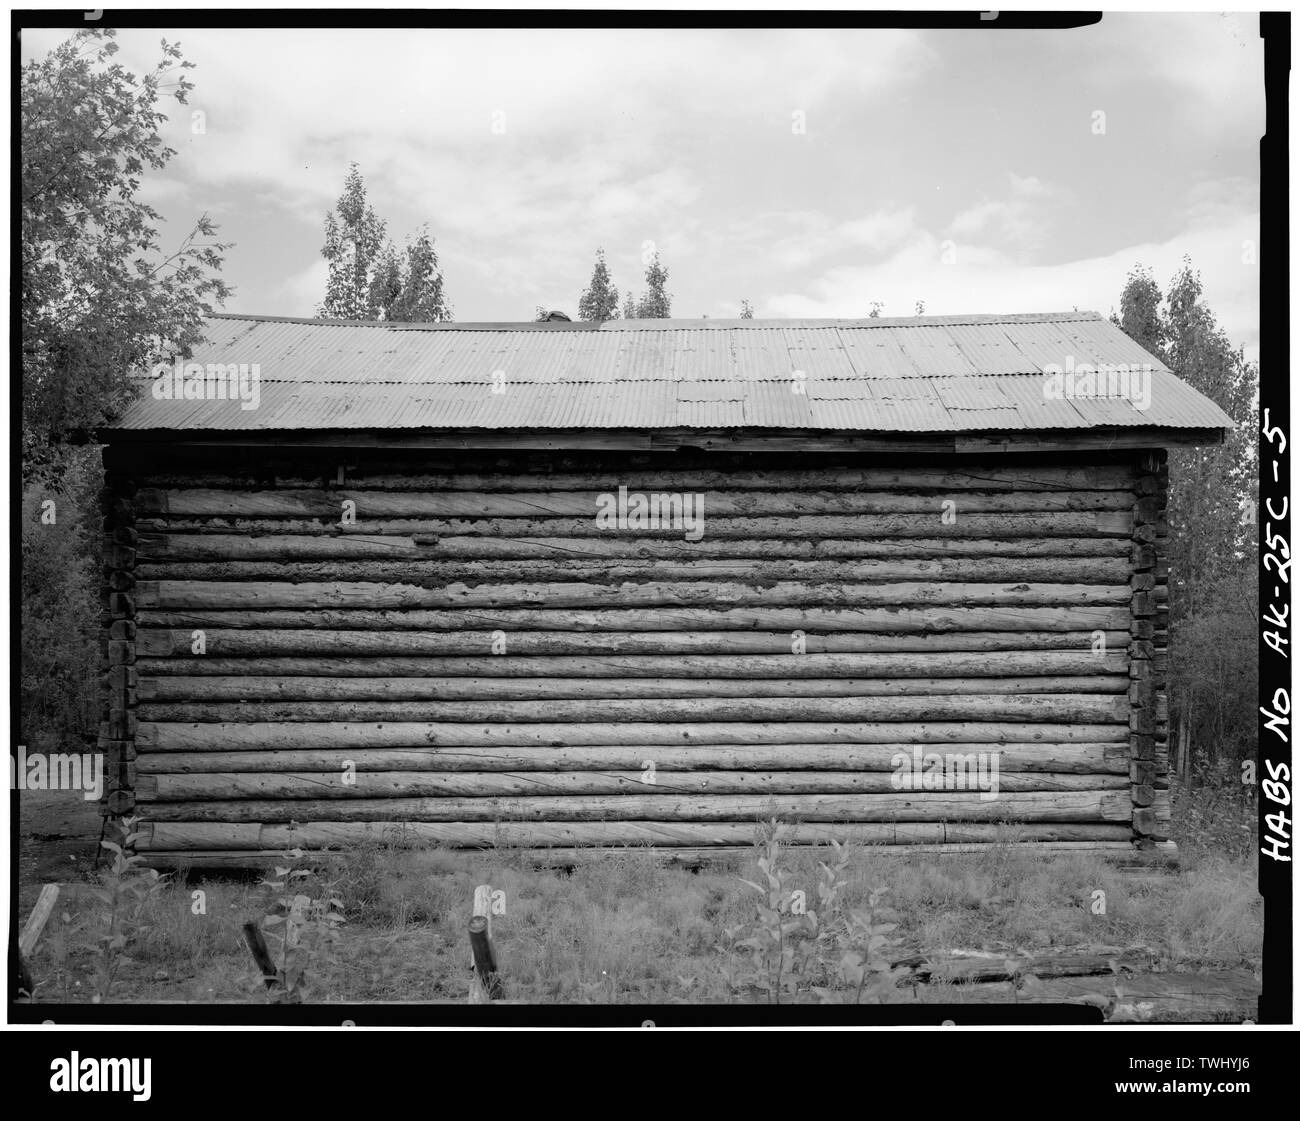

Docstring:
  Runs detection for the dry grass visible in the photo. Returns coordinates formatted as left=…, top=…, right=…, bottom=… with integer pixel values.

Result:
left=20, top=837, right=1262, bottom=1006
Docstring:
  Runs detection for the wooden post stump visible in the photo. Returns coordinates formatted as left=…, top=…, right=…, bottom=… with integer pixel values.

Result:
left=242, top=920, right=281, bottom=992
left=16, top=885, right=61, bottom=1000
left=468, top=884, right=503, bottom=1002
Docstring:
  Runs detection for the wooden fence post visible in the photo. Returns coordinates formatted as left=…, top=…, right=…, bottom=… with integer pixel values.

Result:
left=241, top=920, right=280, bottom=992
left=16, top=884, right=61, bottom=999
left=468, top=884, right=503, bottom=1001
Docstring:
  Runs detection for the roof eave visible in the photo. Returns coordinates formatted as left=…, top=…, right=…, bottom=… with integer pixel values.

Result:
left=97, top=423, right=1231, bottom=453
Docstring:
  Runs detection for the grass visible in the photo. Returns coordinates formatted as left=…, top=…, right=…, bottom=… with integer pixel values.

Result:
left=19, top=836, right=1263, bottom=1006
left=1170, top=760, right=1259, bottom=863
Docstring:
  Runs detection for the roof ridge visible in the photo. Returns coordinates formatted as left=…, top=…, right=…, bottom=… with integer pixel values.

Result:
left=207, top=311, right=1105, bottom=330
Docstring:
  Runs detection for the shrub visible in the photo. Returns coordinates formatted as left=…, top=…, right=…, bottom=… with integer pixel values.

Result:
left=21, top=445, right=101, bottom=745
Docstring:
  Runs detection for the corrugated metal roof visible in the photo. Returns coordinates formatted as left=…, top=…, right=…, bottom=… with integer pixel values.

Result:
left=107, top=311, right=1233, bottom=434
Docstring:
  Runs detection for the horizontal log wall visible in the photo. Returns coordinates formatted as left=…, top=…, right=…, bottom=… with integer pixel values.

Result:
left=138, top=821, right=1137, bottom=851
left=101, top=446, right=1156, bottom=857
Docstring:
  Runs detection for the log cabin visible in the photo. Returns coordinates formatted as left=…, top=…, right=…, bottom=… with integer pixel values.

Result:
left=96, top=311, right=1233, bottom=867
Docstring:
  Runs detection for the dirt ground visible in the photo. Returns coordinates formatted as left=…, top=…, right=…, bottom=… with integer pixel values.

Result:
left=17, top=788, right=105, bottom=903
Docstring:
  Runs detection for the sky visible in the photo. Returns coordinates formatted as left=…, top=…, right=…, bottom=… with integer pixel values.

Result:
left=21, top=14, right=1264, bottom=357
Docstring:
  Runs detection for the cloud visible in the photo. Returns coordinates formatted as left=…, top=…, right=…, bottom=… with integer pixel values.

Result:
left=55, top=25, right=929, bottom=320
left=20, top=22, right=1259, bottom=339
left=1102, top=13, right=1261, bottom=109
left=768, top=186, right=1259, bottom=357
left=276, top=258, right=328, bottom=318
left=948, top=173, right=1067, bottom=251
left=1055, top=13, right=1264, bottom=139
left=840, top=209, right=920, bottom=253
left=1009, top=173, right=1051, bottom=199
left=87, top=28, right=931, bottom=215
left=710, top=207, right=919, bottom=274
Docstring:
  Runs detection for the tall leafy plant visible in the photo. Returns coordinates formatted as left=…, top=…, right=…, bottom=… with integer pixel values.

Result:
left=1114, top=258, right=1259, bottom=769
left=20, top=28, right=232, bottom=479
